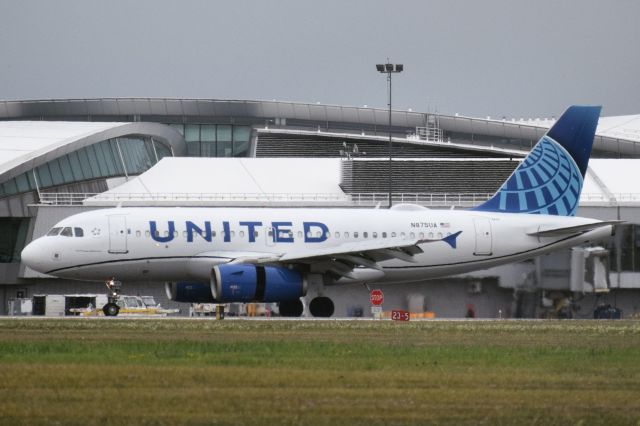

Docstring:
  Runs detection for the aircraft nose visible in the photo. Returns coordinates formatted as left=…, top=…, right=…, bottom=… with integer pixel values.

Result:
left=21, top=240, right=44, bottom=272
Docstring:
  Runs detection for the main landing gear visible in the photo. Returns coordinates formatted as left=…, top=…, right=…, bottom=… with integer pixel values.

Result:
left=278, top=274, right=336, bottom=318
left=278, top=297, right=335, bottom=318
left=309, top=297, right=334, bottom=317
left=279, top=299, right=304, bottom=317
left=103, top=277, right=121, bottom=317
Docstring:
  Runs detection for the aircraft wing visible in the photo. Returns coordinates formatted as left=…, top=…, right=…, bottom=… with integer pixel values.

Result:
left=200, top=232, right=462, bottom=280
left=277, top=231, right=461, bottom=262
left=253, top=231, right=462, bottom=279
left=526, top=220, right=622, bottom=237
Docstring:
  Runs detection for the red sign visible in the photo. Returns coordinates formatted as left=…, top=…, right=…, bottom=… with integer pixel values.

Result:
left=392, top=310, right=410, bottom=321
left=370, top=289, right=384, bottom=306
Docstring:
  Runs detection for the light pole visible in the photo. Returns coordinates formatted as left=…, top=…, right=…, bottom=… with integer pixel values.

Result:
left=376, top=61, right=403, bottom=208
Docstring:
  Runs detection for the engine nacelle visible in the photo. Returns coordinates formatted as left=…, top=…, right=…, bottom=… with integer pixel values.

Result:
left=211, top=264, right=306, bottom=303
left=165, top=281, right=215, bottom=303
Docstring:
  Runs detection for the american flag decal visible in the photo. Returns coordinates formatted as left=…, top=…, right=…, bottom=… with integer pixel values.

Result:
left=440, top=222, right=450, bottom=228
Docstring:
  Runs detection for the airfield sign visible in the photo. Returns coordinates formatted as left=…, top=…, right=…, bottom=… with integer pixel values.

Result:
left=370, top=289, right=384, bottom=306
left=391, top=310, right=410, bottom=322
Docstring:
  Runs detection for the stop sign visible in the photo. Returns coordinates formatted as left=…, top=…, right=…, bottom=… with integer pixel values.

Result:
left=370, top=289, right=384, bottom=306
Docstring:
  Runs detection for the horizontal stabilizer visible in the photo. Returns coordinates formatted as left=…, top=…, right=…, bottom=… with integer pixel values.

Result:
left=526, top=220, right=622, bottom=237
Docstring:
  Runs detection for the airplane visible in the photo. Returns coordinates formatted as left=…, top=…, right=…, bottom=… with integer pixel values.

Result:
left=21, top=105, right=619, bottom=317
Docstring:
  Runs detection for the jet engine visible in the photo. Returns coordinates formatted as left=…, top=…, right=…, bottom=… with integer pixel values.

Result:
left=165, top=264, right=306, bottom=304
left=165, top=281, right=215, bottom=303
left=211, top=264, right=306, bottom=303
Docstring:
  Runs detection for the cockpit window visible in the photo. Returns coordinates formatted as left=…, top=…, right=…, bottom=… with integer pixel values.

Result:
left=46, top=227, right=62, bottom=236
left=60, top=227, right=73, bottom=237
left=74, top=227, right=84, bottom=237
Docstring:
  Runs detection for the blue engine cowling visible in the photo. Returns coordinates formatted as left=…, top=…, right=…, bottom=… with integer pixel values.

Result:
left=165, top=281, right=215, bottom=303
left=211, top=264, right=306, bottom=303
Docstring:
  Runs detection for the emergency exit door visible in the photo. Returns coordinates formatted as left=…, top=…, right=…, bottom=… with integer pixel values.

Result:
left=108, top=215, right=128, bottom=254
left=473, top=218, right=492, bottom=256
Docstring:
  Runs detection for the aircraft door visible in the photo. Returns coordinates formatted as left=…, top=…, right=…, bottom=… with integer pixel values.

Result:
left=473, top=218, right=492, bottom=256
left=108, top=215, right=128, bottom=254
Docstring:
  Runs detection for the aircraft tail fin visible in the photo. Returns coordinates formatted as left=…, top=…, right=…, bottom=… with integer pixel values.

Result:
left=473, top=105, right=601, bottom=216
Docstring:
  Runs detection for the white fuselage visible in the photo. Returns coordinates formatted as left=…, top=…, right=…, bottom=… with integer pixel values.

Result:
left=21, top=206, right=611, bottom=285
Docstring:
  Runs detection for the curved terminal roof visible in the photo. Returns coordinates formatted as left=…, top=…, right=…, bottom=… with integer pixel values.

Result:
left=499, top=114, right=640, bottom=143
left=1, top=98, right=638, bottom=156
left=0, top=121, right=186, bottom=181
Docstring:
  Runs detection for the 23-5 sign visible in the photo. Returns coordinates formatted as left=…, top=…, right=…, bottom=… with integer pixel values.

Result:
left=391, top=310, right=410, bottom=322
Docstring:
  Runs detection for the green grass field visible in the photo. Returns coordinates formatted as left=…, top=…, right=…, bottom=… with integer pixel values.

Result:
left=1, top=319, right=639, bottom=425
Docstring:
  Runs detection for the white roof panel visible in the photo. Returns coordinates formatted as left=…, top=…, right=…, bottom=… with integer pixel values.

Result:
left=588, top=159, right=640, bottom=194
left=596, top=115, right=640, bottom=142
left=93, top=157, right=344, bottom=199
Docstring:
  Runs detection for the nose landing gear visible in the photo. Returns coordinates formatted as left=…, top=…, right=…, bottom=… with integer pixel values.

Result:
left=103, top=277, right=121, bottom=317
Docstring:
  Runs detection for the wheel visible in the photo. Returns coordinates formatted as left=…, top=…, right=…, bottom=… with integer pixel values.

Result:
left=309, top=297, right=334, bottom=317
left=279, top=299, right=303, bottom=317
left=103, top=303, right=120, bottom=317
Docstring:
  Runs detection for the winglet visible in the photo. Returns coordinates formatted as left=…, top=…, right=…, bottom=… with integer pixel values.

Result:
left=442, top=231, right=462, bottom=249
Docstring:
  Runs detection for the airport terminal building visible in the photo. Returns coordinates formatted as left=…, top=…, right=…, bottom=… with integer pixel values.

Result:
left=2, top=98, right=640, bottom=318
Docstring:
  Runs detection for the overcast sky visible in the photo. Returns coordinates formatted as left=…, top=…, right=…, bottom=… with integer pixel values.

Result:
left=1, top=0, right=638, bottom=118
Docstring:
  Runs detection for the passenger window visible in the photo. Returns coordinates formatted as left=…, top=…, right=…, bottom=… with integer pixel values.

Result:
left=212, top=231, right=217, bottom=237
left=335, top=232, right=340, bottom=238
left=446, top=232, right=451, bottom=237
left=145, top=230, right=150, bottom=237
left=410, top=232, right=415, bottom=238
left=182, top=231, right=187, bottom=238
left=239, top=231, right=245, bottom=238
left=231, top=231, right=235, bottom=237
left=136, top=230, right=141, bottom=237
left=363, top=232, right=368, bottom=238
left=354, top=232, right=359, bottom=238
left=391, top=232, right=396, bottom=238
left=47, top=227, right=62, bottom=236
left=419, top=232, right=424, bottom=239
left=164, top=231, right=169, bottom=237
left=174, top=231, right=178, bottom=238
left=254, top=231, right=259, bottom=238
left=437, top=233, right=443, bottom=239
left=60, top=227, right=73, bottom=237
left=73, top=227, right=84, bottom=237
left=382, top=232, right=387, bottom=238
left=373, top=232, right=377, bottom=238
left=429, top=232, right=434, bottom=238
left=400, top=232, right=406, bottom=238
left=344, top=232, right=349, bottom=238
left=298, top=231, right=303, bottom=238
